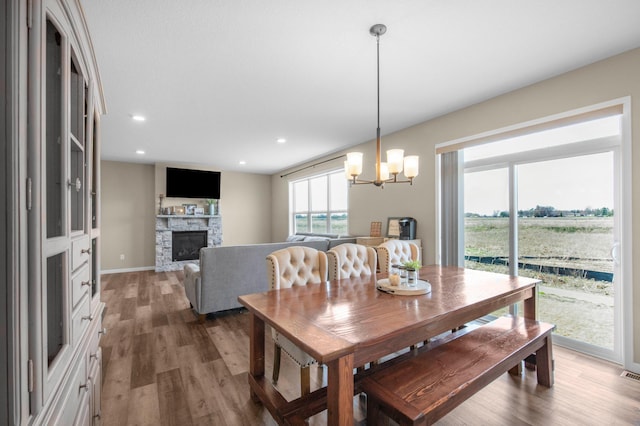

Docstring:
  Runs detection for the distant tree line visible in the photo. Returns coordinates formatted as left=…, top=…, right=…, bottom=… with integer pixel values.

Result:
left=466, top=205, right=614, bottom=218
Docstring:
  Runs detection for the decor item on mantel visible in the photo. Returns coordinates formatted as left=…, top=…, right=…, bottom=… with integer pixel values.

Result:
left=205, top=199, right=218, bottom=215
left=183, top=203, right=197, bottom=215
left=344, top=24, right=419, bottom=188
left=158, top=193, right=165, bottom=214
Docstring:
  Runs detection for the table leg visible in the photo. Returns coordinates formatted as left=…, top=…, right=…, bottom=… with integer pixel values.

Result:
left=249, top=312, right=265, bottom=402
left=524, top=284, right=538, bottom=320
left=523, top=285, right=539, bottom=370
left=510, top=286, right=539, bottom=376
left=326, top=354, right=354, bottom=426
left=536, top=335, right=554, bottom=387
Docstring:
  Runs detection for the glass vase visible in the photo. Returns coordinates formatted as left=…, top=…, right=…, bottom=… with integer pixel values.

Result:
left=406, top=268, right=418, bottom=287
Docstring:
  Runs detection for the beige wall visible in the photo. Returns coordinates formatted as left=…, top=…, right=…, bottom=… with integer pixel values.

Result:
left=101, top=161, right=156, bottom=270
left=272, top=47, right=640, bottom=363
left=154, top=163, right=272, bottom=246
left=101, top=161, right=273, bottom=272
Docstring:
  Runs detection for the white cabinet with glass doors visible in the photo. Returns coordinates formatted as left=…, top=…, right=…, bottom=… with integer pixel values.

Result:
left=26, top=0, right=105, bottom=424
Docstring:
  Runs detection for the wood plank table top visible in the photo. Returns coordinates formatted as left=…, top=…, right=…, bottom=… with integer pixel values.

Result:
left=238, top=265, right=540, bottom=425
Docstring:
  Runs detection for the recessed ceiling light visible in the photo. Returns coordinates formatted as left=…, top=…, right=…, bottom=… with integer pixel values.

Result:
left=131, top=115, right=146, bottom=121
left=239, top=160, right=246, bottom=165
left=136, top=150, right=145, bottom=155
left=277, top=138, right=286, bottom=144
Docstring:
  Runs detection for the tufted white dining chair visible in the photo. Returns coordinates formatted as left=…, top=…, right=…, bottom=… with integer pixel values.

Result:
left=327, top=243, right=377, bottom=281
left=266, top=246, right=328, bottom=396
left=326, top=243, right=379, bottom=370
left=377, top=240, right=420, bottom=274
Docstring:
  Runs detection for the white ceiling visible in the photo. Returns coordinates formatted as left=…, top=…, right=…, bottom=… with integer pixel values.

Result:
left=81, top=0, right=640, bottom=174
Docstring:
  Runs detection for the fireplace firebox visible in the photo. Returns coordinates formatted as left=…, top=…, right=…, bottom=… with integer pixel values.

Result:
left=172, top=231, right=208, bottom=261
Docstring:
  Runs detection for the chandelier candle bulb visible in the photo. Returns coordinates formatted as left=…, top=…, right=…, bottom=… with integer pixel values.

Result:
left=379, top=162, right=390, bottom=181
left=387, top=149, right=404, bottom=174
left=344, top=161, right=352, bottom=180
left=404, top=155, right=420, bottom=179
left=346, top=152, right=363, bottom=177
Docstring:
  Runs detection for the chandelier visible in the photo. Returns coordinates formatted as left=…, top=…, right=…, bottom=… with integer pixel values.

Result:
left=345, top=24, right=419, bottom=188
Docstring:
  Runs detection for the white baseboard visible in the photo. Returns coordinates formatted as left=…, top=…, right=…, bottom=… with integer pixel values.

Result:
left=100, top=266, right=155, bottom=275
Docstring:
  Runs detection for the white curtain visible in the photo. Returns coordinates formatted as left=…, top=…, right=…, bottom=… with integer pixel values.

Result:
left=439, top=151, right=464, bottom=267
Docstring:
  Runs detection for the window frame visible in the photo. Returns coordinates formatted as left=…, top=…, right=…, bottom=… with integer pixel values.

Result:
left=289, top=169, right=348, bottom=236
left=436, top=97, right=634, bottom=370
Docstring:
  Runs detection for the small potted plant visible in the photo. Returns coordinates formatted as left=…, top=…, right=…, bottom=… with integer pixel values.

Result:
left=403, top=260, right=422, bottom=285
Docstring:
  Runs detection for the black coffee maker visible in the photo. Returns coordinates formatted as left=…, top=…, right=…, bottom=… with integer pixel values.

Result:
left=398, top=217, right=417, bottom=240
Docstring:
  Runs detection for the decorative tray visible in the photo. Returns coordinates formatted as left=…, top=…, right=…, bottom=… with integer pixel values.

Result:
left=376, top=278, right=432, bottom=295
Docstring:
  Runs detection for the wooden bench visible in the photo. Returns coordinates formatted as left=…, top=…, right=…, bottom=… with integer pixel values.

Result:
left=361, top=316, right=554, bottom=426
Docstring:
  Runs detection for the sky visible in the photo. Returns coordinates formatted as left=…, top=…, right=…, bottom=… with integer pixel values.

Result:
left=465, top=152, right=614, bottom=215
left=463, top=116, right=618, bottom=216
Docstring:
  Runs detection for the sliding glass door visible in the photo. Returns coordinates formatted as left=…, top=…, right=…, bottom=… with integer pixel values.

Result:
left=517, top=153, right=615, bottom=352
left=460, top=115, right=622, bottom=361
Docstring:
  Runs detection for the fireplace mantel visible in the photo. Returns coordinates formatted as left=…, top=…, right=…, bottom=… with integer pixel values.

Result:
left=155, top=215, right=222, bottom=271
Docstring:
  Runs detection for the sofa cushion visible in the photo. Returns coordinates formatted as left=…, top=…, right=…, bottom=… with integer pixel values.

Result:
left=303, top=236, right=330, bottom=242
left=295, top=232, right=339, bottom=239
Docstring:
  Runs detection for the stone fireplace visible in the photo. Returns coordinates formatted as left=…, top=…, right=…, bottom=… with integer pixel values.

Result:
left=155, top=215, right=222, bottom=271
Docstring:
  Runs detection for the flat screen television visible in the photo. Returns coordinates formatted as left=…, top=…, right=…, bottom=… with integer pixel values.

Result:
left=165, top=167, right=221, bottom=199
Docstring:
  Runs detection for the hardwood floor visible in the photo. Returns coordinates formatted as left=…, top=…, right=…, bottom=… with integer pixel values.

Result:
left=100, top=271, right=640, bottom=425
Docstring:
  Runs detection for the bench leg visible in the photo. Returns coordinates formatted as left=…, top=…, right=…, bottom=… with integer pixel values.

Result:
left=536, top=335, right=554, bottom=387
left=300, top=365, right=311, bottom=397
left=366, top=395, right=389, bottom=426
left=273, top=344, right=282, bottom=383
left=508, top=361, right=522, bottom=376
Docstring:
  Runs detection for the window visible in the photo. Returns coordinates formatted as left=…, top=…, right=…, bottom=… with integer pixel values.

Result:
left=438, top=105, right=629, bottom=364
left=290, top=170, right=348, bottom=235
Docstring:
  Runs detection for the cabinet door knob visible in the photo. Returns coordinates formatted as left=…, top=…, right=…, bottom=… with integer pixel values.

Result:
left=68, top=177, right=82, bottom=192
left=82, top=315, right=94, bottom=321
left=81, top=247, right=92, bottom=255
left=90, top=352, right=100, bottom=360
left=94, top=411, right=101, bottom=420
left=98, top=328, right=107, bottom=336
left=81, top=280, right=91, bottom=287
left=79, top=379, right=90, bottom=392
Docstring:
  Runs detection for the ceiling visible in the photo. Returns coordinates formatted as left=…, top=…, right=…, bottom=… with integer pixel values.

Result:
left=81, top=0, right=640, bottom=174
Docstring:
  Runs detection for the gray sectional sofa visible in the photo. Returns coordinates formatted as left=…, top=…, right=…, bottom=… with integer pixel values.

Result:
left=182, top=234, right=356, bottom=320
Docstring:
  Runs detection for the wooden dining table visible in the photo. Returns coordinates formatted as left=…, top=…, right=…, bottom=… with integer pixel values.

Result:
left=238, top=265, right=540, bottom=425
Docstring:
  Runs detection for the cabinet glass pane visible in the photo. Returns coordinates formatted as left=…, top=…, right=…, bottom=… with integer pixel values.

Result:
left=91, top=115, right=97, bottom=229
left=46, top=252, right=65, bottom=366
left=70, top=142, right=84, bottom=231
left=70, top=49, right=85, bottom=233
left=70, top=53, right=85, bottom=146
left=46, top=20, right=64, bottom=238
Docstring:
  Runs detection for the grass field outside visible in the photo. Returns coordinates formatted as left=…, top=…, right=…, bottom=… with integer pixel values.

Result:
left=295, top=214, right=348, bottom=235
left=465, top=216, right=614, bottom=349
